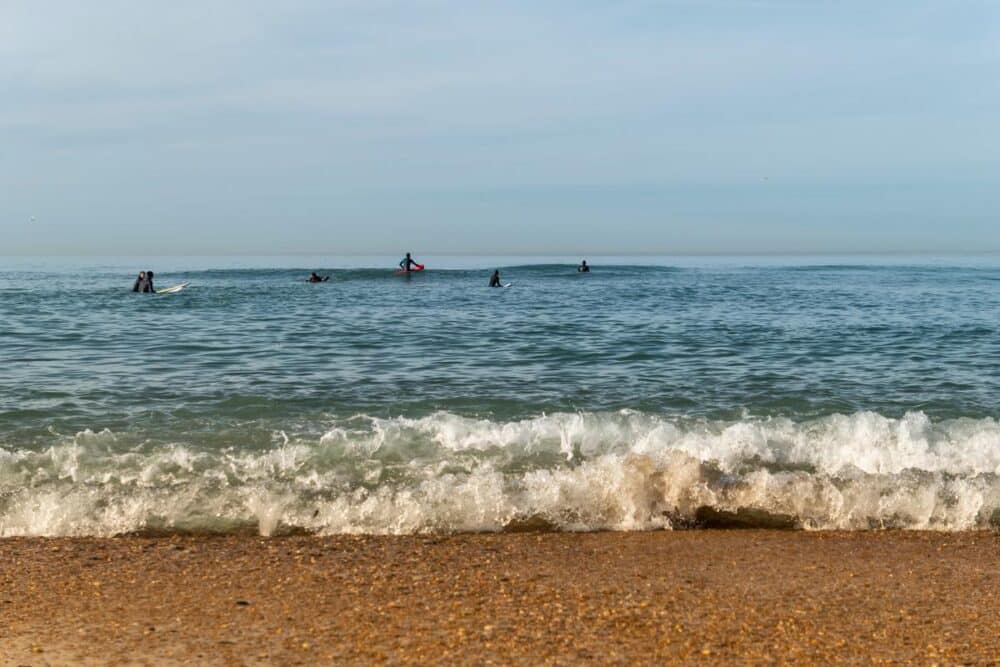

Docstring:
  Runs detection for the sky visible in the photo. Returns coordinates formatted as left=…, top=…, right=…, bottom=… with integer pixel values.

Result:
left=1, top=1, right=998, bottom=255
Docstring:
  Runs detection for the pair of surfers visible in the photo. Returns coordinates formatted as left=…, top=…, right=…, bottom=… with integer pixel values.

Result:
left=131, top=270, right=156, bottom=293
left=307, top=252, right=421, bottom=282
left=307, top=253, right=421, bottom=283
left=490, top=260, right=589, bottom=287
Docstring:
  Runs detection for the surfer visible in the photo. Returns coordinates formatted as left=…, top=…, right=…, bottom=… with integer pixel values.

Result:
left=307, top=272, right=329, bottom=283
left=143, top=270, right=156, bottom=293
left=578, top=260, right=590, bottom=273
left=132, top=271, right=147, bottom=292
left=399, top=252, right=420, bottom=273
left=489, top=270, right=502, bottom=288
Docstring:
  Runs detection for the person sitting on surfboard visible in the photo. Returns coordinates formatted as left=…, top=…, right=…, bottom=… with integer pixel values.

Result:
left=489, top=270, right=502, bottom=288
left=578, top=260, right=590, bottom=273
left=142, top=270, right=156, bottom=293
left=307, top=272, right=329, bottom=283
left=399, top=252, right=420, bottom=273
left=132, top=271, right=147, bottom=292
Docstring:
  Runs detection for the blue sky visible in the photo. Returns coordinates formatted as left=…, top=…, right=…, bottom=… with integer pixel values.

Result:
left=2, top=1, right=998, bottom=255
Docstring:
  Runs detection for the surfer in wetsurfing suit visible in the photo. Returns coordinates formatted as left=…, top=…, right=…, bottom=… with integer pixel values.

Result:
left=142, top=270, right=155, bottom=293
left=399, top=252, right=420, bottom=273
left=132, top=271, right=147, bottom=292
left=578, top=260, right=590, bottom=273
left=307, top=272, right=329, bottom=283
left=489, top=270, right=502, bottom=288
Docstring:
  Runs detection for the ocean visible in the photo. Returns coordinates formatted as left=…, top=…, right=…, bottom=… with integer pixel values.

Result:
left=1, top=255, right=998, bottom=535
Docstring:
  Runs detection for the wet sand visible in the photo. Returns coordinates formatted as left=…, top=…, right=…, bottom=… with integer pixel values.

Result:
left=1, top=531, right=997, bottom=665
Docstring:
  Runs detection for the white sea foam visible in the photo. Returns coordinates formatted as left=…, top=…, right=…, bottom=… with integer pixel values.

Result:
left=0, top=411, right=997, bottom=536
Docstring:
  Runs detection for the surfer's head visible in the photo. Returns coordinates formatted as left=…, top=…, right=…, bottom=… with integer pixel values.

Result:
left=147, top=270, right=154, bottom=278
left=138, top=271, right=146, bottom=279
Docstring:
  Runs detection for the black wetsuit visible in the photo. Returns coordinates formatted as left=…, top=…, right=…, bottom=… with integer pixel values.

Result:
left=489, top=272, right=501, bottom=287
left=578, top=264, right=590, bottom=273
left=142, top=275, right=155, bottom=293
left=399, top=257, right=419, bottom=272
left=132, top=275, right=144, bottom=292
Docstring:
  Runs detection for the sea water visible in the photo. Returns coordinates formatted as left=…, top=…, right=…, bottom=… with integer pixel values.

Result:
left=1, top=255, right=998, bottom=535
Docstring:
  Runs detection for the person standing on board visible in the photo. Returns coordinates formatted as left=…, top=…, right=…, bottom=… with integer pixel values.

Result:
left=399, top=252, right=420, bottom=273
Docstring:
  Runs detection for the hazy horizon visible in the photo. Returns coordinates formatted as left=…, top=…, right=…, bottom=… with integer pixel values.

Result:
left=2, top=1, right=998, bottom=255
left=5, top=250, right=1000, bottom=258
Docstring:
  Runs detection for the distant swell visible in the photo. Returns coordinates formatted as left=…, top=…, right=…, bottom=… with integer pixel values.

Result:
left=1, top=410, right=998, bottom=536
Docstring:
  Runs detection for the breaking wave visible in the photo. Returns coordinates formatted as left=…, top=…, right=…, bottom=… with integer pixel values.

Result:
left=1, top=410, right=998, bottom=536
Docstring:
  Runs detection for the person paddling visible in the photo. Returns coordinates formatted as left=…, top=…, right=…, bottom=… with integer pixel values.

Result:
left=307, top=272, right=329, bottom=283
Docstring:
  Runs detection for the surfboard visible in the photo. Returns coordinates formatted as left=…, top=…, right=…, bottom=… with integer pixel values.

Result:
left=394, top=264, right=425, bottom=276
left=156, top=282, right=190, bottom=294
left=502, top=282, right=513, bottom=288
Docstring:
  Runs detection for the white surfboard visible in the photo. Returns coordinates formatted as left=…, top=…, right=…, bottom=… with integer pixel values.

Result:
left=502, top=282, right=513, bottom=288
left=156, top=282, right=190, bottom=294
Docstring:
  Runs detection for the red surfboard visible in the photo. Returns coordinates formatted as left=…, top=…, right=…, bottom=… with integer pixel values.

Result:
left=394, top=263, right=425, bottom=275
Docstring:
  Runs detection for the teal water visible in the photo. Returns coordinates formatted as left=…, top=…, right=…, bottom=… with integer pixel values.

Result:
left=1, top=256, right=998, bottom=534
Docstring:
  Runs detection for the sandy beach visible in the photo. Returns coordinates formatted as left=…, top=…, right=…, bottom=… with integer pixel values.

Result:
left=1, top=530, right=996, bottom=665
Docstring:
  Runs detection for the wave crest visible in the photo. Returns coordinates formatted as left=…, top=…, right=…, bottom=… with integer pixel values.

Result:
left=1, top=411, right=997, bottom=536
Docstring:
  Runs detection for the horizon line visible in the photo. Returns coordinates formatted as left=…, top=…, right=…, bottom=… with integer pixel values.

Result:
left=4, top=250, right=1000, bottom=258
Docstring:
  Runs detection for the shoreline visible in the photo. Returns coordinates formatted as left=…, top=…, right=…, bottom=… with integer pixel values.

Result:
left=2, top=530, right=997, bottom=664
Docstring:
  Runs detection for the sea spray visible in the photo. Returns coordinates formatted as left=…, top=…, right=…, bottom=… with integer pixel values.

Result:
left=1, top=411, right=997, bottom=536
